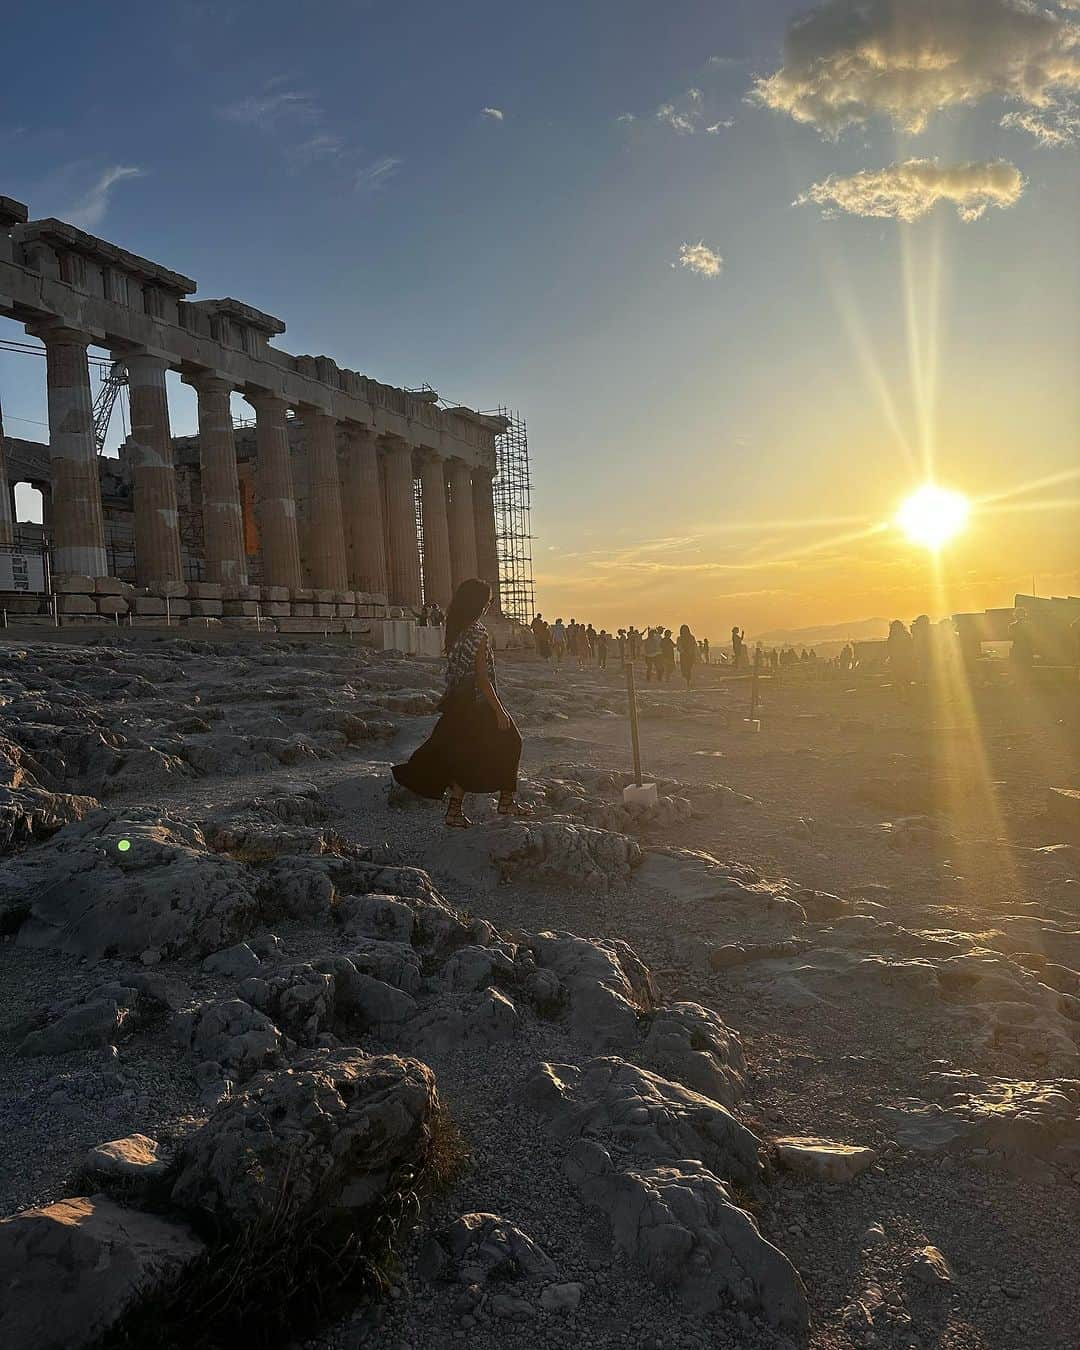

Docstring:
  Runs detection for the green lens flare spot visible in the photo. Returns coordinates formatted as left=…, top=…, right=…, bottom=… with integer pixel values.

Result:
left=117, top=839, right=132, bottom=853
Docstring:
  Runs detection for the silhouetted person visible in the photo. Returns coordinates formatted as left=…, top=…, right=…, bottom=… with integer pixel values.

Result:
left=393, top=578, right=528, bottom=827
left=887, top=619, right=915, bottom=698
left=911, top=614, right=931, bottom=683
left=644, top=627, right=661, bottom=681
left=731, top=626, right=745, bottom=669
left=1009, top=608, right=1034, bottom=670
left=551, top=618, right=567, bottom=666
left=660, top=628, right=676, bottom=682
left=597, top=629, right=609, bottom=669
left=677, top=624, right=698, bottom=688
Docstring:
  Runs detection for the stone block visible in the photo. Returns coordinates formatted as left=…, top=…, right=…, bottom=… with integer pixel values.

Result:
left=55, top=575, right=95, bottom=594
left=293, top=603, right=314, bottom=617
left=165, top=598, right=191, bottom=617
left=190, top=600, right=223, bottom=617
left=222, top=600, right=260, bottom=617
left=159, top=581, right=189, bottom=598
left=94, top=576, right=132, bottom=596
left=313, top=589, right=335, bottom=604
left=293, top=587, right=314, bottom=602
left=222, top=584, right=261, bottom=602
left=623, top=782, right=659, bottom=809
left=183, top=617, right=222, bottom=629
left=58, top=594, right=96, bottom=614
left=96, top=596, right=129, bottom=616
left=264, top=602, right=291, bottom=618
left=188, top=582, right=223, bottom=601
left=336, top=604, right=356, bottom=618
left=1, top=597, right=45, bottom=615
left=133, top=596, right=166, bottom=616
left=263, top=586, right=290, bottom=603
left=275, top=617, right=344, bottom=634
left=343, top=618, right=372, bottom=635
left=336, top=590, right=356, bottom=605
left=313, top=602, right=334, bottom=617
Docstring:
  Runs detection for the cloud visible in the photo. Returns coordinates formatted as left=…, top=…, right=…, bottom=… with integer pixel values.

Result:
left=752, top=0, right=1080, bottom=138
left=481, top=106, right=504, bottom=121
left=1001, top=102, right=1080, bottom=146
left=707, top=55, right=744, bottom=68
left=657, top=101, right=698, bottom=133
left=677, top=240, right=724, bottom=276
left=616, top=112, right=636, bottom=123
left=796, top=157, right=1025, bottom=222
left=220, top=89, right=317, bottom=129
left=65, top=166, right=144, bottom=229
left=287, top=133, right=345, bottom=166
left=705, top=119, right=734, bottom=133
left=354, top=156, right=403, bottom=191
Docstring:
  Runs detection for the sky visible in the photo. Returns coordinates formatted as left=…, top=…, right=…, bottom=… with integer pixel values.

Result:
left=1, top=0, right=1077, bottom=639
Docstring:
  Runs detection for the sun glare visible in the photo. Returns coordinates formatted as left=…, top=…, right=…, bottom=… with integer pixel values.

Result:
left=896, top=483, right=970, bottom=550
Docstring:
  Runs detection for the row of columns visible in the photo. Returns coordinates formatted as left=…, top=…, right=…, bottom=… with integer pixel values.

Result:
left=15, top=322, right=499, bottom=608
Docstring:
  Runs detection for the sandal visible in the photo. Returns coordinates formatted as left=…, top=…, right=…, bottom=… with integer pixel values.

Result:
left=498, top=792, right=533, bottom=818
left=445, top=795, right=472, bottom=829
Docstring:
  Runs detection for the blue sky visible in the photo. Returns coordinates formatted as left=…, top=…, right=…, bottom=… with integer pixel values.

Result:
left=2, top=0, right=1077, bottom=632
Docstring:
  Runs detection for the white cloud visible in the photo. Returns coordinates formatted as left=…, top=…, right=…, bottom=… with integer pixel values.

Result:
left=657, top=102, right=697, bottom=133
left=65, top=166, right=144, bottom=230
left=752, top=0, right=1080, bottom=138
left=481, top=106, right=504, bottom=121
left=796, top=157, right=1025, bottom=222
left=707, top=55, right=743, bottom=68
left=616, top=112, right=636, bottom=123
left=677, top=240, right=724, bottom=277
left=288, top=133, right=345, bottom=165
left=220, top=90, right=317, bottom=129
left=705, top=119, right=734, bottom=133
left=354, top=156, right=403, bottom=191
left=1001, top=102, right=1080, bottom=146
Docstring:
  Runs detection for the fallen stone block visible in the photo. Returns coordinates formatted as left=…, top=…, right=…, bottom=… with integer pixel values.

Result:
left=190, top=599, right=223, bottom=617
left=54, top=574, right=95, bottom=594
left=774, top=1136, right=878, bottom=1182
left=58, top=594, right=96, bottom=615
left=96, top=596, right=128, bottom=616
left=133, top=596, right=166, bottom=615
left=83, top=1134, right=169, bottom=1188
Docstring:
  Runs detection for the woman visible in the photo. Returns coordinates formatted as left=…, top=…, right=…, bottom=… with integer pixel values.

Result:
left=392, top=578, right=528, bottom=827
left=677, top=624, right=698, bottom=689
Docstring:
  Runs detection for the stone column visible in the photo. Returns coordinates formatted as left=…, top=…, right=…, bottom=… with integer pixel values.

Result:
left=27, top=325, right=108, bottom=576
left=124, top=353, right=183, bottom=588
left=339, top=424, right=387, bottom=595
left=382, top=437, right=421, bottom=607
left=249, top=392, right=302, bottom=590
left=472, top=467, right=500, bottom=607
left=187, top=373, right=247, bottom=586
left=301, top=410, right=349, bottom=592
left=418, top=453, right=453, bottom=608
left=0, top=397, right=13, bottom=548
left=446, top=458, right=477, bottom=589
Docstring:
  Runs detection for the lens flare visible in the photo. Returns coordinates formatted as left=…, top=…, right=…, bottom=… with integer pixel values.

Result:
left=896, top=484, right=970, bottom=550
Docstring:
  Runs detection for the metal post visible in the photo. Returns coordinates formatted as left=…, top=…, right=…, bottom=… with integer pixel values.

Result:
left=626, top=659, right=642, bottom=786
left=2, top=609, right=7, bottom=629
left=165, top=595, right=171, bottom=627
left=52, top=593, right=59, bottom=627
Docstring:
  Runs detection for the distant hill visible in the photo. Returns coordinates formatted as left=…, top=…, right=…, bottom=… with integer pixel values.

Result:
left=752, top=617, right=891, bottom=647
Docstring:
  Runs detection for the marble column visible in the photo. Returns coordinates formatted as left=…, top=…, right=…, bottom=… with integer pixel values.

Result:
left=340, top=424, right=387, bottom=595
left=0, top=397, right=13, bottom=548
left=27, top=325, right=108, bottom=576
left=418, top=453, right=453, bottom=608
left=124, top=353, right=183, bottom=588
left=303, top=410, right=349, bottom=592
left=446, top=458, right=478, bottom=589
left=187, top=373, right=247, bottom=586
left=471, top=467, right=500, bottom=607
left=249, top=391, right=302, bottom=590
left=382, top=437, right=421, bottom=607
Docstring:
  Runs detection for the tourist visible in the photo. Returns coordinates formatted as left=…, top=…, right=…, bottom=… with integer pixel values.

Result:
left=677, top=624, right=698, bottom=688
left=911, top=614, right=931, bottom=683
left=531, top=612, right=549, bottom=660
left=597, top=629, right=609, bottom=669
left=1008, top=608, right=1034, bottom=670
left=392, top=578, right=527, bottom=828
left=886, top=619, right=915, bottom=696
left=660, top=628, right=676, bottom=682
left=617, top=629, right=627, bottom=664
left=839, top=643, right=854, bottom=672
left=628, top=626, right=642, bottom=662
left=586, top=623, right=598, bottom=661
left=701, top=637, right=710, bottom=665
left=731, top=626, right=745, bottom=670
left=551, top=618, right=567, bottom=666
left=643, top=626, right=661, bottom=681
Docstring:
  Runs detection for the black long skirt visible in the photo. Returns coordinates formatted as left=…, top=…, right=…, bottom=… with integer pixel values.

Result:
left=392, top=693, right=522, bottom=800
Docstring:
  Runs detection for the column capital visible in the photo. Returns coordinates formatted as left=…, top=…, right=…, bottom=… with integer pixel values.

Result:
left=183, top=370, right=234, bottom=397
left=122, top=351, right=171, bottom=382
left=26, top=322, right=93, bottom=349
left=246, top=388, right=290, bottom=412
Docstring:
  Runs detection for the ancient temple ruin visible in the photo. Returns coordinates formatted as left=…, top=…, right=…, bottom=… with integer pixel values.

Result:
left=0, top=194, right=523, bottom=632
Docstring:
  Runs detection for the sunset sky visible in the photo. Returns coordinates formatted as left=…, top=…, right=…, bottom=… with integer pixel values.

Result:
left=1, top=0, right=1077, bottom=639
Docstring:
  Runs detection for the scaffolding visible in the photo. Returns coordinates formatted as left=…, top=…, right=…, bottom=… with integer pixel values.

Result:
left=489, top=407, right=535, bottom=626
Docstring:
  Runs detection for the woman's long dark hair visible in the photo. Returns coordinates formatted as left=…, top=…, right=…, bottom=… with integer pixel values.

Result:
left=444, top=578, right=492, bottom=653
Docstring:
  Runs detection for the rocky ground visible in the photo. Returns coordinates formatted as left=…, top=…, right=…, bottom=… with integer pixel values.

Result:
left=0, top=629, right=1077, bottom=1350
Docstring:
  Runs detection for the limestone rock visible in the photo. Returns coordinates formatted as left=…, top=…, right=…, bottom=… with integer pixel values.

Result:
left=526, top=931, right=657, bottom=1051
left=440, top=819, right=642, bottom=892
left=173, top=998, right=285, bottom=1081
left=238, top=963, right=336, bottom=1042
left=636, top=847, right=805, bottom=921
left=639, top=1002, right=747, bottom=1108
left=906, top=1244, right=953, bottom=1287
left=12, top=810, right=258, bottom=959
left=440, top=943, right=515, bottom=993
left=0, top=784, right=98, bottom=856
left=171, top=1049, right=437, bottom=1231
left=338, top=892, right=416, bottom=943
left=420, top=1212, right=557, bottom=1284
left=540, top=1281, right=583, bottom=1312
left=570, top=1149, right=808, bottom=1335
left=83, top=1134, right=168, bottom=1187
left=0, top=1196, right=204, bottom=1350
left=527, top=1057, right=763, bottom=1187
left=774, top=1136, right=878, bottom=1182
left=339, top=939, right=423, bottom=994
left=17, top=994, right=133, bottom=1057
left=202, top=941, right=262, bottom=978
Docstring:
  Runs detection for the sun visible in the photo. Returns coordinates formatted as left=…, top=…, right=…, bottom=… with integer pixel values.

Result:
left=896, top=483, right=971, bottom=550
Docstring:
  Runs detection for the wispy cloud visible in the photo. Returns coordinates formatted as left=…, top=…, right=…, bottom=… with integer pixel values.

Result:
left=220, top=89, right=317, bottom=130
left=481, top=106, right=504, bottom=122
left=752, top=0, right=1080, bottom=139
left=676, top=240, right=724, bottom=277
left=1001, top=103, right=1080, bottom=148
left=707, top=55, right=744, bottom=68
left=657, top=98, right=699, bottom=134
left=705, top=120, right=734, bottom=134
left=616, top=112, right=636, bottom=124
left=65, top=166, right=144, bottom=230
left=355, top=156, right=403, bottom=192
left=796, top=158, right=1025, bottom=223
left=289, top=133, right=345, bottom=164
